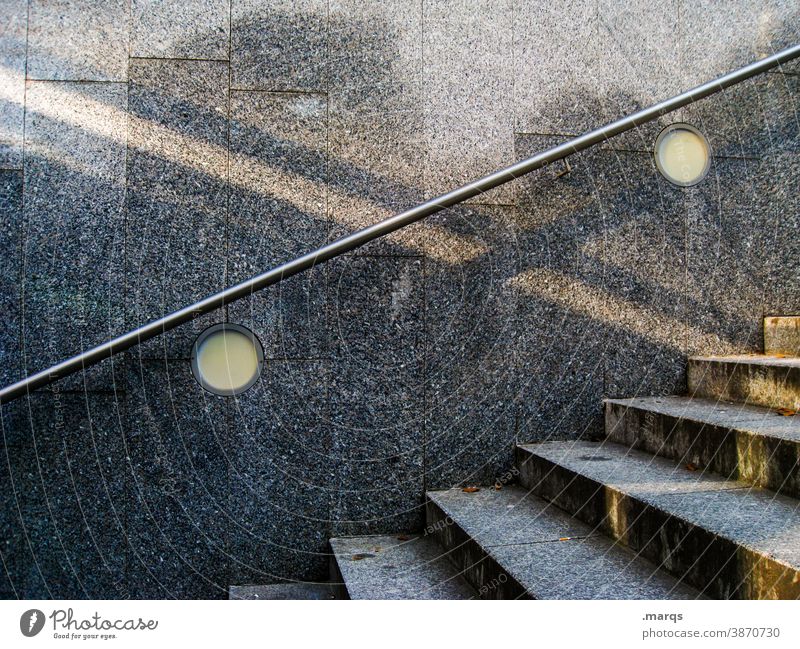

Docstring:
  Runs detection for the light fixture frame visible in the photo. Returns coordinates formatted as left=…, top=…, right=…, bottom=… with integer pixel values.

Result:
left=653, top=122, right=712, bottom=187
left=190, top=323, right=264, bottom=396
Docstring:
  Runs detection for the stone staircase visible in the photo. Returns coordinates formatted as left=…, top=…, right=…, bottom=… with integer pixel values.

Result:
left=243, top=317, right=800, bottom=599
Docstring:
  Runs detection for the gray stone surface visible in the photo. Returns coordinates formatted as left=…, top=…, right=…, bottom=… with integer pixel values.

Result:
left=231, top=0, right=327, bottom=91
left=329, top=257, right=425, bottom=535
left=229, top=582, right=335, bottom=599
left=491, top=535, right=701, bottom=600
left=429, top=486, right=596, bottom=547
left=3, top=393, right=128, bottom=598
left=0, top=171, right=22, bottom=389
left=127, top=59, right=228, bottom=360
left=733, top=78, right=800, bottom=317
left=591, top=150, right=689, bottom=398
left=23, top=81, right=128, bottom=391
left=681, top=74, right=798, bottom=349
left=656, top=486, right=800, bottom=567
left=424, top=0, right=514, bottom=205
left=679, top=1, right=800, bottom=84
left=608, top=395, right=800, bottom=441
left=682, top=73, right=796, bottom=159
left=330, top=534, right=476, bottom=599
left=425, top=348, right=519, bottom=491
left=513, top=0, right=598, bottom=134
left=427, top=486, right=699, bottom=599
left=685, top=160, right=770, bottom=357
left=513, top=136, right=607, bottom=440
left=0, top=0, right=26, bottom=168
left=131, top=0, right=230, bottom=60
left=599, top=117, right=676, bottom=155
left=4, top=1, right=800, bottom=600
left=125, top=360, right=230, bottom=598
left=761, top=74, right=799, bottom=155
left=761, top=151, right=799, bottom=315
left=601, top=74, right=797, bottom=368
left=596, top=1, right=684, bottom=127
left=424, top=205, right=521, bottom=488
left=228, top=91, right=328, bottom=359
left=565, top=70, right=796, bottom=375
left=327, top=1, right=424, bottom=254
left=688, top=355, right=800, bottom=410
left=764, top=316, right=800, bottom=356
left=606, top=395, right=800, bottom=497
left=0, top=435, right=24, bottom=597
left=517, top=440, right=800, bottom=598
left=521, top=439, right=745, bottom=495
left=227, top=361, right=331, bottom=584
left=27, top=0, right=128, bottom=81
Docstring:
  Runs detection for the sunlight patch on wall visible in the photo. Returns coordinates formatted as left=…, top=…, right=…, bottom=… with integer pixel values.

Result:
left=20, top=79, right=128, bottom=179
left=4, top=68, right=489, bottom=265
left=506, top=267, right=724, bottom=351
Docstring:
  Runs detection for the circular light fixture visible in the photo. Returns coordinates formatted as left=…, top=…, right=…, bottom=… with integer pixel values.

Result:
left=191, top=324, right=263, bottom=396
left=654, top=123, right=711, bottom=187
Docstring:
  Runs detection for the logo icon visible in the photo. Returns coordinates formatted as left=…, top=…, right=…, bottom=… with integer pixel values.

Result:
left=20, top=609, right=45, bottom=637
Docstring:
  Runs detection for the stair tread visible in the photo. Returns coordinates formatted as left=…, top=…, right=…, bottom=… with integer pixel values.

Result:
left=605, top=395, right=800, bottom=441
left=330, top=534, right=475, bottom=599
left=518, top=441, right=800, bottom=569
left=690, top=354, right=800, bottom=368
left=229, top=583, right=335, bottom=600
left=427, top=486, right=699, bottom=599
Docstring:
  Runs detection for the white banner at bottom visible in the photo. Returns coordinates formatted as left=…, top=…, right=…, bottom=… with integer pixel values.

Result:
left=0, top=599, right=797, bottom=649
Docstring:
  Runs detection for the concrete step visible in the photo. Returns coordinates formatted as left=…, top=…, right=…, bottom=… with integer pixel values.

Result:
left=516, top=441, right=800, bottom=599
left=765, top=316, right=800, bottom=356
left=425, top=486, right=700, bottom=599
left=229, top=583, right=336, bottom=599
left=688, top=355, right=800, bottom=411
left=605, top=396, right=800, bottom=498
left=329, top=534, right=476, bottom=599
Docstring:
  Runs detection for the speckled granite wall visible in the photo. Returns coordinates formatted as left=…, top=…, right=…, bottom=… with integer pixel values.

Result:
left=0, top=1, right=798, bottom=598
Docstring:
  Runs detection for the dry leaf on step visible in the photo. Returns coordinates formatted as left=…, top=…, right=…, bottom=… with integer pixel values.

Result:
left=462, top=486, right=480, bottom=493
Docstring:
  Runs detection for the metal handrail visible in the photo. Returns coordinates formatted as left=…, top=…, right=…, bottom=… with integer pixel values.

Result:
left=2, top=44, right=799, bottom=405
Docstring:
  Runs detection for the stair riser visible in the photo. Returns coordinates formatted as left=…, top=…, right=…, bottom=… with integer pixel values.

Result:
left=424, top=498, right=531, bottom=600
left=687, top=360, right=800, bottom=410
left=328, top=558, right=350, bottom=600
left=764, top=317, right=800, bottom=356
left=605, top=402, right=800, bottom=498
left=515, top=447, right=800, bottom=599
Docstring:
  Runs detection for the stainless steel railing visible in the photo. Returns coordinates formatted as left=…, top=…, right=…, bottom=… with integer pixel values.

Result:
left=2, top=44, right=799, bottom=405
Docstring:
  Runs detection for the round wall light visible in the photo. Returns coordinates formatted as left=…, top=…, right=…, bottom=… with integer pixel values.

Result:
left=191, top=324, right=264, bottom=396
left=654, top=123, right=711, bottom=187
